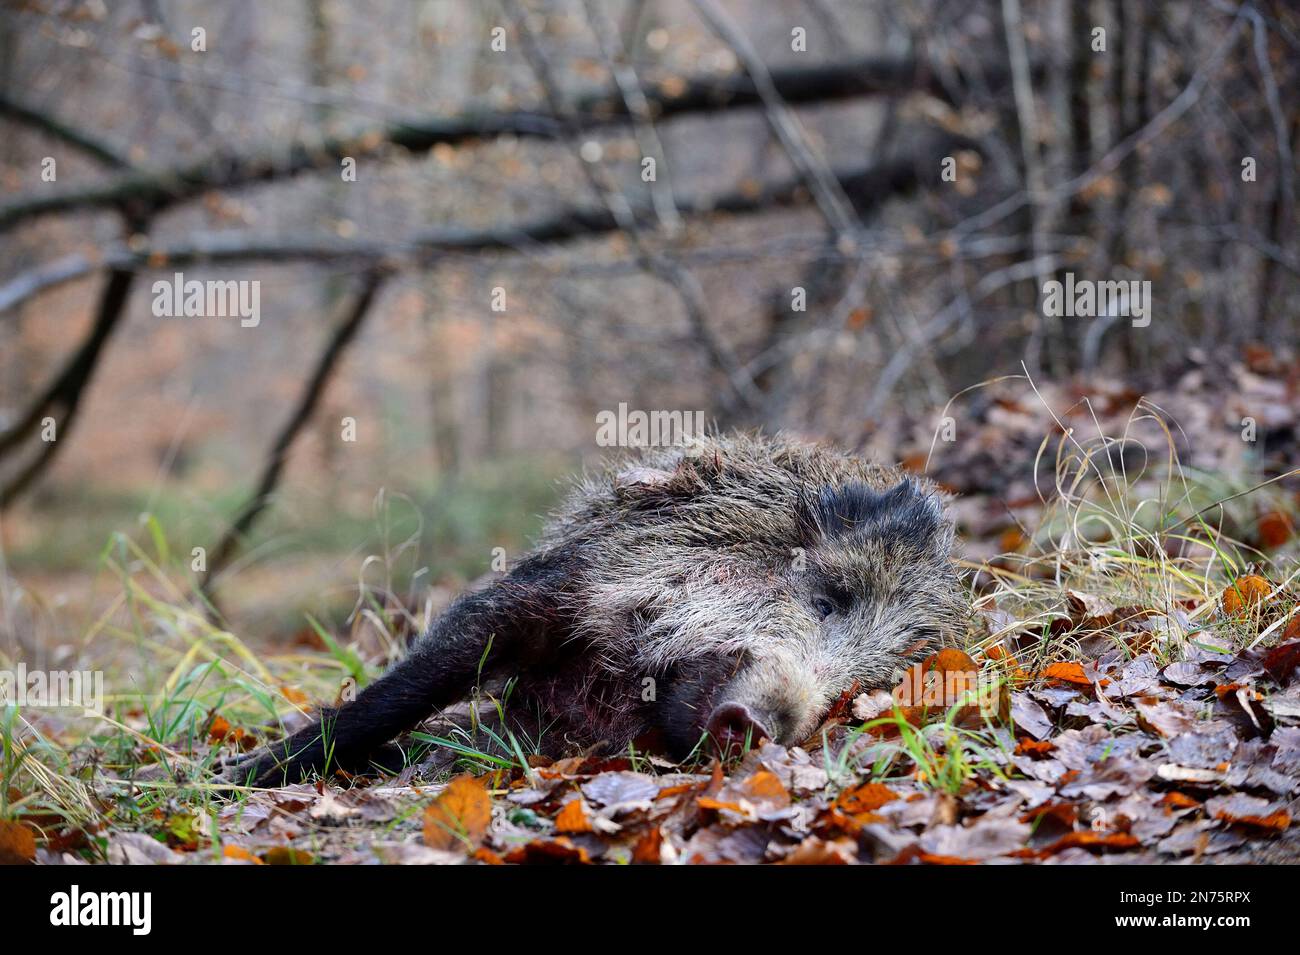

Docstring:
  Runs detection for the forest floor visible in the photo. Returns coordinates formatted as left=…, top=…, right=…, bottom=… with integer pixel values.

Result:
left=2, top=350, right=1299, bottom=865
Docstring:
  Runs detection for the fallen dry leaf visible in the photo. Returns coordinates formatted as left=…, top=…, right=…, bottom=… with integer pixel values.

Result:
left=1040, top=831, right=1140, bottom=854
left=261, top=846, right=315, bottom=865
left=503, top=837, right=591, bottom=865
left=1041, top=661, right=1092, bottom=687
left=0, top=820, right=37, bottom=864
left=1221, top=575, right=1270, bottom=615
left=1206, top=794, right=1291, bottom=831
left=836, top=781, right=899, bottom=814
left=554, top=798, right=594, bottom=834
left=423, top=774, right=492, bottom=851
left=221, top=844, right=263, bottom=864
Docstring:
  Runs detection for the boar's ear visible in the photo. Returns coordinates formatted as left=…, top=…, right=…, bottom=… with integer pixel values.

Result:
left=613, top=455, right=711, bottom=502
left=614, top=466, right=677, bottom=489
left=799, top=480, right=946, bottom=550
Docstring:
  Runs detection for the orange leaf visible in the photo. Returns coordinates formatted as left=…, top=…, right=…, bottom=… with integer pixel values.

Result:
left=0, top=820, right=36, bottom=864
left=655, top=783, right=697, bottom=800
left=1020, top=802, right=1077, bottom=826
left=1015, top=738, right=1055, bottom=756
left=888, top=846, right=979, bottom=865
left=741, top=769, right=788, bottom=803
left=836, top=782, right=898, bottom=814
left=892, top=647, right=982, bottom=708
left=208, top=715, right=232, bottom=742
left=1159, top=792, right=1201, bottom=810
left=222, top=844, right=264, bottom=864
left=998, top=527, right=1028, bottom=553
left=279, top=685, right=310, bottom=705
left=1042, top=831, right=1139, bottom=854
left=696, top=796, right=746, bottom=813
left=1212, top=806, right=1290, bottom=831
left=1041, top=662, right=1091, bottom=686
left=632, top=827, right=664, bottom=864
left=1221, top=575, right=1270, bottom=615
left=926, top=647, right=979, bottom=674
left=423, top=774, right=492, bottom=851
left=554, top=798, right=593, bottom=834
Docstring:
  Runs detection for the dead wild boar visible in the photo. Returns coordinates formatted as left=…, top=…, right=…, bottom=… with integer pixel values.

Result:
left=223, top=433, right=965, bottom=785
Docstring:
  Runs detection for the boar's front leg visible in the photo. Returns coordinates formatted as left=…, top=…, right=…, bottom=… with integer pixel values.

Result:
left=220, top=552, right=573, bottom=787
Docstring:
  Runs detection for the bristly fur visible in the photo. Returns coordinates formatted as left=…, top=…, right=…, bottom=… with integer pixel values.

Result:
left=223, top=432, right=967, bottom=785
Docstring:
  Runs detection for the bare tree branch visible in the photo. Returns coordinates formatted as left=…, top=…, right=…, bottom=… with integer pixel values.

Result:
left=0, top=54, right=985, bottom=235
left=0, top=269, right=135, bottom=508
left=691, top=0, right=860, bottom=238
left=507, top=0, right=763, bottom=414
left=0, top=93, right=132, bottom=169
left=1001, top=0, right=1061, bottom=377
left=0, top=145, right=970, bottom=318
left=200, top=270, right=387, bottom=593
left=582, top=0, right=681, bottom=233
left=863, top=253, right=1070, bottom=420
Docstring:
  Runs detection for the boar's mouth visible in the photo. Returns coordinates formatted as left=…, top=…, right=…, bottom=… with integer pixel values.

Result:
left=653, top=654, right=746, bottom=758
left=652, top=653, right=831, bottom=758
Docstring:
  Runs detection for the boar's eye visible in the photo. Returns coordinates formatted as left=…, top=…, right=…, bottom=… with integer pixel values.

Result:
left=812, top=585, right=853, bottom=620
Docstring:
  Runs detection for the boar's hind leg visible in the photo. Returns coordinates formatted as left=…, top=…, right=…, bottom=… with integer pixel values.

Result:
left=220, top=553, right=571, bottom=787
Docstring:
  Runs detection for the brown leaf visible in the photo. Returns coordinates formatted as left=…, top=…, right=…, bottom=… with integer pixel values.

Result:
left=1221, top=575, right=1270, bottom=615
left=1011, top=693, right=1053, bottom=739
left=261, top=846, right=315, bottom=865
left=0, top=820, right=37, bottom=864
left=1020, top=802, right=1077, bottom=827
left=1262, top=639, right=1300, bottom=684
left=632, top=827, right=664, bottom=864
left=822, top=680, right=861, bottom=725
left=1258, top=511, right=1294, bottom=549
left=779, top=836, right=857, bottom=864
left=423, top=774, right=492, bottom=851
left=503, top=837, right=591, bottom=865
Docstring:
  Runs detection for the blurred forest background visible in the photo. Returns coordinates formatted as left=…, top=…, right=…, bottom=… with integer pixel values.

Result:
left=0, top=0, right=1295, bottom=648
